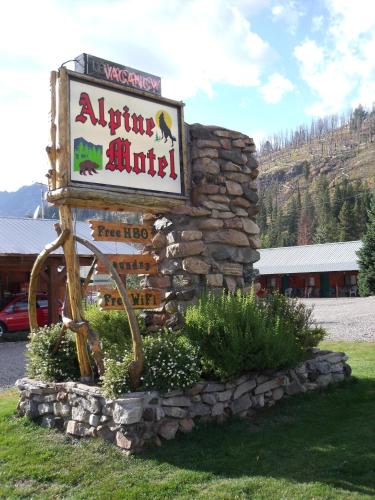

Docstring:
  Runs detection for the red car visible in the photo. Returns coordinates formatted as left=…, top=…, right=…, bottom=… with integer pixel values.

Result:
left=0, top=294, right=49, bottom=338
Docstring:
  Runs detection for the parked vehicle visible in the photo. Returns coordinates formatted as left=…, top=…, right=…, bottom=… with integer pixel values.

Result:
left=0, top=294, right=48, bottom=337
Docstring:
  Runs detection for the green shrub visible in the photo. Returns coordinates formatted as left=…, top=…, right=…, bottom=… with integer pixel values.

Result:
left=101, top=332, right=201, bottom=397
left=26, top=324, right=80, bottom=382
left=141, top=332, right=201, bottom=393
left=100, top=350, right=133, bottom=398
left=183, top=291, right=325, bottom=381
left=262, top=293, right=325, bottom=350
left=84, top=304, right=146, bottom=355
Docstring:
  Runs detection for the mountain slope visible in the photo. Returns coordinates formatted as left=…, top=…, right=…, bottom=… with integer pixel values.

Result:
left=0, top=184, right=48, bottom=217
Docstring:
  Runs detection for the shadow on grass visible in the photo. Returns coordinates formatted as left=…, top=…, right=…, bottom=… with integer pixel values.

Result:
left=143, top=377, right=375, bottom=497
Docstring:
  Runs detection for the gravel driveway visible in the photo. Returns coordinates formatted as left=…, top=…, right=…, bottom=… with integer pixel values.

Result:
left=0, top=341, right=27, bottom=391
left=300, top=297, right=375, bottom=342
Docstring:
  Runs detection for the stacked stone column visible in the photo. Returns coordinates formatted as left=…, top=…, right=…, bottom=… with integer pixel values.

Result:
left=143, top=123, right=261, bottom=330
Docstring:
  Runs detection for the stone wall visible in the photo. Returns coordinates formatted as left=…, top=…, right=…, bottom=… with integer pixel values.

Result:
left=17, top=348, right=351, bottom=454
left=143, top=123, right=261, bottom=330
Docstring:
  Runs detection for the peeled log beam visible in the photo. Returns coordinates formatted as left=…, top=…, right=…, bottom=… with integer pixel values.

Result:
left=74, top=234, right=144, bottom=389
left=28, top=228, right=70, bottom=332
left=81, top=258, right=97, bottom=298
left=47, top=186, right=186, bottom=213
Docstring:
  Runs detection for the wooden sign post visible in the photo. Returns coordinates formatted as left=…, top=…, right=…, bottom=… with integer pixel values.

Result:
left=95, top=254, right=157, bottom=275
left=97, top=288, right=161, bottom=310
left=89, top=220, right=153, bottom=244
left=36, top=61, right=187, bottom=387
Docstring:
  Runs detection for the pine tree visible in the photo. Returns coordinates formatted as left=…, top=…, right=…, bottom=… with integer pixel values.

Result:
left=297, top=191, right=315, bottom=245
left=314, top=177, right=336, bottom=243
left=338, top=201, right=357, bottom=241
left=357, top=195, right=375, bottom=295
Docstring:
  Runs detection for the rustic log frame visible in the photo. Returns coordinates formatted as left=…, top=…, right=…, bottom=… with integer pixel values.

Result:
left=28, top=226, right=70, bottom=332
left=28, top=226, right=144, bottom=388
left=46, top=67, right=189, bottom=212
left=74, top=234, right=144, bottom=388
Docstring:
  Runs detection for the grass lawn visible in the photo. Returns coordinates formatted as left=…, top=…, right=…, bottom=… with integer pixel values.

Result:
left=1, top=341, right=375, bottom=499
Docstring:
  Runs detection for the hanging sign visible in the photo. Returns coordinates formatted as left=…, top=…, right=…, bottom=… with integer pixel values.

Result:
left=89, top=220, right=153, bottom=244
left=98, top=288, right=162, bottom=310
left=95, top=254, right=157, bottom=275
left=75, top=53, right=162, bottom=96
left=46, top=67, right=187, bottom=213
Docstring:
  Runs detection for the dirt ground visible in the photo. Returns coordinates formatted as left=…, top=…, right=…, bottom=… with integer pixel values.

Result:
left=300, top=296, right=375, bottom=342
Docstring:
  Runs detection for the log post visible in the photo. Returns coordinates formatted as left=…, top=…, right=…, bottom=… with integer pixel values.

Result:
left=59, top=205, right=92, bottom=379
left=56, top=67, right=91, bottom=378
left=28, top=228, right=69, bottom=332
left=46, top=71, right=57, bottom=191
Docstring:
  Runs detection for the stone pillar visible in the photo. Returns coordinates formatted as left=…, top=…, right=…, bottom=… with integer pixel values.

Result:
left=143, top=123, right=260, bottom=330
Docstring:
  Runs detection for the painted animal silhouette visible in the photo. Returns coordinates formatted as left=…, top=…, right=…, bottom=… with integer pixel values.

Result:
left=159, top=112, right=176, bottom=147
left=79, top=160, right=98, bottom=175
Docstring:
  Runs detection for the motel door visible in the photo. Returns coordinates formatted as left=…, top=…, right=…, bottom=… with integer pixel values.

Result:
left=320, top=273, right=330, bottom=298
left=282, top=275, right=289, bottom=293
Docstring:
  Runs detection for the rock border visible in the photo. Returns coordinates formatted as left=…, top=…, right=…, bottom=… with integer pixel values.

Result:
left=16, top=348, right=351, bottom=454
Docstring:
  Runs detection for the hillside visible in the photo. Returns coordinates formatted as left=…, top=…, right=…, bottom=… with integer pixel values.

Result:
left=0, top=184, right=48, bottom=218
left=258, top=122, right=375, bottom=194
left=257, top=111, right=375, bottom=248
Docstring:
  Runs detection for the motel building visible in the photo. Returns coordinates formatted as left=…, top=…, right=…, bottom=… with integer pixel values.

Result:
left=0, top=217, right=136, bottom=323
left=256, top=240, right=362, bottom=298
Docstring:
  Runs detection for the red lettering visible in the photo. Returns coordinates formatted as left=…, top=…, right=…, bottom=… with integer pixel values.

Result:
left=112, top=67, right=119, bottom=82
left=75, top=92, right=97, bottom=125
left=158, top=156, right=168, bottom=178
left=104, top=64, right=113, bottom=80
left=108, top=108, right=122, bottom=135
left=132, top=113, right=144, bottom=135
left=133, top=152, right=146, bottom=174
left=146, top=117, right=155, bottom=137
left=97, top=97, right=107, bottom=127
left=147, top=148, right=156, bottom=177
left=119, top=70, right=128, bottom=84
left=106, top=138, right=132, bottom=172
left=169, top=149, right=177, bottom=180
left=122, top=106, right=131, bottom=133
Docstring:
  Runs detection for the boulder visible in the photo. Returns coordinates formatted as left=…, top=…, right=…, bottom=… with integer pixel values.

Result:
left=113, top=399, right=143, bottom=425
left=166, top=241, right=205, bottom=258
left=158, top=419, right=179, bottom=440
left=204, top=230, right=250, bottom=247
left=182, top=257, right=210, bottom=274
left=225, top=180, right=243, bottom=196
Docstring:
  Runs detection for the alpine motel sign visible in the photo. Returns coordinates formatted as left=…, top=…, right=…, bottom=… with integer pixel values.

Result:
left=69, top=74, right=184, bottom=196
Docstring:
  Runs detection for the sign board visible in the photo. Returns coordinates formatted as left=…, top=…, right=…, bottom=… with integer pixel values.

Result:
left=95, top=254, right=157, bottom=275
left=97, top=288, right=161, bottom=310
left=46, top=68, right=187, bottom=213
left=89, top=220, right=153, bottom=244
left=75, top=53, right=162, bottom=96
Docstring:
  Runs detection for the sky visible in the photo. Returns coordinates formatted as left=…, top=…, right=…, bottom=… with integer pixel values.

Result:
left=1, top=0, right=375, bottom=191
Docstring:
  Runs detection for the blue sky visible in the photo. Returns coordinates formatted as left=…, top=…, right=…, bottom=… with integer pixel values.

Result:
left=1, top=0, right=375, bottom=191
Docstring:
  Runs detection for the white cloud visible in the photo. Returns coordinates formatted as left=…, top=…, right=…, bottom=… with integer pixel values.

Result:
left=249, top=129, right=267, bottom=149
left=271, top=1, right=304, bottom=35
left=259, top=73, right=295, bottom=103
left=0, top=0, right=274, bottom=191
left=294, top=0, right=375, bottom=116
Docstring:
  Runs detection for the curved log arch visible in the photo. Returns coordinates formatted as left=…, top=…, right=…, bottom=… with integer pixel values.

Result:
left=74, top=235, right=144, bottom=389
left=28, top=228, right=70, bottom=332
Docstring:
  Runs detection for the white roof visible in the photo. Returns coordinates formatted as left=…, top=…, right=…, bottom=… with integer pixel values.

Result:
left=0, top=217, right=137, bottom=256
left=256, top=240, right=362, bottom=275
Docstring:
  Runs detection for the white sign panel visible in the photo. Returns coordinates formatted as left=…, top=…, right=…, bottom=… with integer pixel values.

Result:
left=69, top=78, right=183, bottom=195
